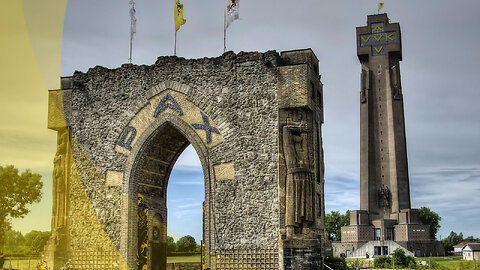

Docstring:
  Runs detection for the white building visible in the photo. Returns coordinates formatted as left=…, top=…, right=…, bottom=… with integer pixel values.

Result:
left=454, top=242, right=478, bottom=254
left=462, top=244, right=480, bottom=260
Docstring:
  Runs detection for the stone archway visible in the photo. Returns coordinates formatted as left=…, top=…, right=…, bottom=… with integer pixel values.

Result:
left=48, top=49, right=327, bottom=270
left=115, top=85, right=224, bottom=270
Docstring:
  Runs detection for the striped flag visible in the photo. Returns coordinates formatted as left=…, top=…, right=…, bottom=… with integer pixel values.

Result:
left=129, top=0, right=136, bottom=62
left=225, top=0, right=239, bottom=29
left=129, top=0, right=136, bottom=37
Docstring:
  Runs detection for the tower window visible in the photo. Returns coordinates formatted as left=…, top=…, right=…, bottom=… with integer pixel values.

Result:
left=386, top=228, right=393, bottom=240
left=375, top=229, right=381, bottom=240
left=318, top=193, right=322, bottom=217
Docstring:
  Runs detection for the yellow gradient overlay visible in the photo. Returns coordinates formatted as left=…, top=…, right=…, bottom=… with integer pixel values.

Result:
left=1, top=0, right=66, bottom=235
left=0, top=1, right=63, bottom=170
left=2, top=1, right=203, bottom=267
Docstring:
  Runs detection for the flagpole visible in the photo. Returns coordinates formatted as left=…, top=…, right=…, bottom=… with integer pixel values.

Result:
left=223, top=0, right=227, bottom=53
left=129, top=34, right=133, bottom=63
left=174, top=31, right=177, bottom=56
left=129, top=0, right=135, bottom=63
left=129, top=4, right=133, bottom=63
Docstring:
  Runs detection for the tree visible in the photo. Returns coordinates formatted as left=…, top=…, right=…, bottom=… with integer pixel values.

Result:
left=418, top=207, right=441, bottom=239
left=176, top=235, right=197, bottom=253
left=374, top=248, right=415, bottom=269
left=442, top=231, right=464, bottom=253
left=3, top=230, right=25, bottom=253
left=167, top=236, right=176, bottom=255
left=0, top=165, right=43, bottom=248
left=325, top=210, right=350, bottom=241
left=464, top=235, right=480, bottom=242
left=24, top=231, right=50, bottom=255
left=392, top=248, right=407, bottom=267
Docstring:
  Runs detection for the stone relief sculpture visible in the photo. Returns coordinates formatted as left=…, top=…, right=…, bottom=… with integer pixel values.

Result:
left=390, top=64, right=402, bottom=99
left=379, top=184, right=390, bottom=209
left=137, top=194, right=149, bottom=270
left=282, top=110, right=314, bottom=238
left=361, top=67, right=369, bottom=103
left=53, top=129, right=68, bottom=228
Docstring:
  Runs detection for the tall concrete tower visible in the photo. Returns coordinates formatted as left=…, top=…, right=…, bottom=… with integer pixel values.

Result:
left=357, top=14, right=409, bottom=219
left=333, top=14, right=444, bottom=258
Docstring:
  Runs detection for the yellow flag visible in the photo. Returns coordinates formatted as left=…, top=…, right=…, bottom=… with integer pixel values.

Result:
left=379, top=2, right=384, bottom=10
left=174, top=0, right=186, bottom=32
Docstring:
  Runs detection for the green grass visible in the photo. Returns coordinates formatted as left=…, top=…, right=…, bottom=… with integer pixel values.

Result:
left=2, top=255, right=201, bottom=269
left=418, top=256, right=479, bottom=270
left=344, top=256, right=480, bottom=269
left=3, top=258, right=41, bottom=270
left=167, top=254, right=201, bottom=263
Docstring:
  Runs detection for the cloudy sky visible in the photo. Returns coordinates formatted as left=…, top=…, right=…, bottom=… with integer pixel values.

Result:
left=3, top=0, right=480, bottom=243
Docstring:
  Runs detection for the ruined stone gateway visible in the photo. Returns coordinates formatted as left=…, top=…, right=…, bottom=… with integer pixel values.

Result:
left=46, top=49, right=327, bottom=270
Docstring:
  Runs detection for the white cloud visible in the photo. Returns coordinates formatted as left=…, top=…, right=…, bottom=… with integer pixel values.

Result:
left=175, top=202, right=203, bottom=209
left=173, top=145, right=202, bottom=169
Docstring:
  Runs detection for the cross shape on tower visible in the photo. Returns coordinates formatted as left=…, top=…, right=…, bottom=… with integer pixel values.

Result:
left=359, top=22, right=398, bottom=56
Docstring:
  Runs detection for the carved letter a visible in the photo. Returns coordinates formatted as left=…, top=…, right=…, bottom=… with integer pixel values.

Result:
left=153, top=93, right=184, bottom=117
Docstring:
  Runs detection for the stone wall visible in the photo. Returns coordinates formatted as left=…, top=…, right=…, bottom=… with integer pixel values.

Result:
left=65, top=51, right=282, bottom=251
left=48, top=49, right=326, bottom=270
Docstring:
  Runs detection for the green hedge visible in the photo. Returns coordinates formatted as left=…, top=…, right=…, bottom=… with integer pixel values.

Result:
left=168, top=252, right=201, bottom=257
left=324, top=256, right=347, bottom=270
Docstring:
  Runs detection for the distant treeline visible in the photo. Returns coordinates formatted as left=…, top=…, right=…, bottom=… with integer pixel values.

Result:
left=167, top=235, right=201, bottom=256
left=443, top=231, right=480, bottom=253
left=2, top=230, right=50, bottom=257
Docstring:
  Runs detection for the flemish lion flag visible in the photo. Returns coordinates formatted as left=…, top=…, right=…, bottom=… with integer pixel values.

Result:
left=174, top=0, right=186, bottom=32
left=378, top=2, right=384, bottom=10
left=225, top=0, right=239, bottom=29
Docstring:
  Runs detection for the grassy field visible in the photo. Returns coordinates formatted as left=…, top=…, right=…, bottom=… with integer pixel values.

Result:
left=345, top=256, right=480, bottom=269
left=423, top=256, right=479, bottom=270
left=167, top=254, right=201, bottom=263
left=3, top=257, right=40, bottom=270
left=3, top=255, right=202, bottom=268
left=2, top=255, right=201, bottom=269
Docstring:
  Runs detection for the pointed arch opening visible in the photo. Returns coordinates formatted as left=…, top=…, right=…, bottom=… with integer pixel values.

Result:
left=121, top=116, right=214, bottom=270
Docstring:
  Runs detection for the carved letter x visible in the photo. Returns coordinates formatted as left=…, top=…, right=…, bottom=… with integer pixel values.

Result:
left=192, top=112, right=219, bottom=143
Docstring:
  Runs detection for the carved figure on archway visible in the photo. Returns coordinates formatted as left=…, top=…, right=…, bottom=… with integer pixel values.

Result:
left=53, top=129, right=68, bottom=228
left=282, top=110, right=314, bottom=238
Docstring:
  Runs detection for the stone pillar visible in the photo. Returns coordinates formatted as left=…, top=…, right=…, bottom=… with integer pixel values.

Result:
left=45, top=80, right=72, bottom=270
left=278, top=49, right=325, bottom=270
